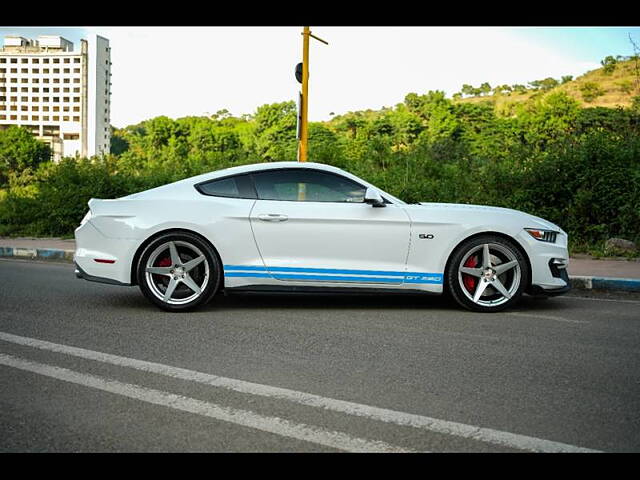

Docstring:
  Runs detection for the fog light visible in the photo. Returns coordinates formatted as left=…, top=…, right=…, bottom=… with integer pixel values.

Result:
left=551, top=258, right=568, bottom=269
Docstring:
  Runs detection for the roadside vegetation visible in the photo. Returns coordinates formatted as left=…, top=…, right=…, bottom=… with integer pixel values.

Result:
left=0, top=56, right=639, bottom=256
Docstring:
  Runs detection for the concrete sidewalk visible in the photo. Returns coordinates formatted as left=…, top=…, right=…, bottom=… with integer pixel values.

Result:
left=567, top=256, right=640, bottom=279
left=0, top=237, right=76, bottom=251
left=1, top=237, right=639, bottom=292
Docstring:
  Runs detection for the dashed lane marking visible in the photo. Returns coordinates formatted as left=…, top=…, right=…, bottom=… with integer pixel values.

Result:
left=0, top=353, right=411, bottom=453
left=0, top=331, right=601, bottom=453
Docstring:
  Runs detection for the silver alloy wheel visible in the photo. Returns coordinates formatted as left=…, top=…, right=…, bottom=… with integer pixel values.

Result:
left=144, top=240, right=209, bottom=305
left=457, top=243, right=521, bottom=308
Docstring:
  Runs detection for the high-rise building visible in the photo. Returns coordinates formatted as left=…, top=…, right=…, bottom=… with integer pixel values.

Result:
left=0, top=34, right=111, bottom=161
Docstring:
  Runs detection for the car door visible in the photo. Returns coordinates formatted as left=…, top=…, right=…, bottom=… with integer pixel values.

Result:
left=247, top=168, right=411, bottom=285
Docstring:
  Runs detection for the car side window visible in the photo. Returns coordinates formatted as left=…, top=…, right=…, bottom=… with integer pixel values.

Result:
left=195, top=174, right=257, bottom=199
left=251, top=169, right=366, bottom=203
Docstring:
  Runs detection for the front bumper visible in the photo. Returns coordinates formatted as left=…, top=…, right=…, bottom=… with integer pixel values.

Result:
left=527, top=258, right=571, bottom=296
left=518, top=228, right=571, bottom=296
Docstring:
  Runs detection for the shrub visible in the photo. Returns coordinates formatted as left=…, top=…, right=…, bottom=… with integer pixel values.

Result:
left=580, top=82, right=605, bottom=102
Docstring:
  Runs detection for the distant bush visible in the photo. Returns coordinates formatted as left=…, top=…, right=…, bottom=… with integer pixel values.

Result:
left=580, top=82, right=605, bottom=102
left=616, top=79, right=634, bottom=94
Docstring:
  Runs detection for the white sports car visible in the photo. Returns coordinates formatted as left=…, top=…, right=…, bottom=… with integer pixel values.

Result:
left=74, top=161, right=570, bottom=312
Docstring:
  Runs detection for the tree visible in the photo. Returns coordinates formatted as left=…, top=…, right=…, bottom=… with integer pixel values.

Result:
left=387, top=105, right=423, bottom=148
left=492, top=85, right=510, bottom=95
left=0, top=126, right=52, bottom=186
left=480, top=82, right=491, bottom=96
left=528, top=80, right=542, bottom=91
left=539, top=77, right=559, bottom=91
left=512, top=84, right=527, bottom=94
left=307, top=123, right=343, bottom=165
left=404, top=91, right=449, bottom=120
left=212, top=109, right=232, bottom=120
left=427, top=104, right=460, bottom=142
left=600, top=55, right=618, bottom=74
left=561, top=75, right=573, bottom=84
left=145, top=116, right=179, bottom=149
left=517, top=91, right=581, bottom=148
left=251, top=101, right=297, bottom=161
left=110, top=126, right=129, bottom=155
left=460, top=84, right=475, bottom=97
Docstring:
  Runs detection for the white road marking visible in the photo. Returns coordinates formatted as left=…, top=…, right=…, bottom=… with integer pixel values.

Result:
left=0, top=331, right=601, bottom=453
left=506, top=312, right=589, bottom=324
left=0, top=353, right=410, bottom=453
left=564, top=296, right=640, bottom=305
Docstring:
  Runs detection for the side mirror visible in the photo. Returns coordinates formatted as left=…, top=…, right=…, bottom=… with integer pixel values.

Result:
left=364, top=187, right=386, bottom=208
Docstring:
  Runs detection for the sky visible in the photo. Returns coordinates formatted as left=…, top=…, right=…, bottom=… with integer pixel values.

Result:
left=2, top=26, right=639, bottom=128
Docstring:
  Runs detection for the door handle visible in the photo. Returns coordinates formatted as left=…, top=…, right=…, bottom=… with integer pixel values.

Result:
left=257, top=214, right=289, bottom=222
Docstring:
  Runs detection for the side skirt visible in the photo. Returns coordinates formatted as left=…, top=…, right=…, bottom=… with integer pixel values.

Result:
left=223, top=284, right=440, bottom=296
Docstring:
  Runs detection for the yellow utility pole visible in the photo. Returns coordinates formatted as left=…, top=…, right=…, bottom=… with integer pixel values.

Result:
left=298, top=26, right=328, bottom=163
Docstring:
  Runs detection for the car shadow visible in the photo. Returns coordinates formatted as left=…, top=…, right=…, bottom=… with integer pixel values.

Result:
left=115, top=290, right=561, bottom=313
left=92, top=283, right=568, bottom=314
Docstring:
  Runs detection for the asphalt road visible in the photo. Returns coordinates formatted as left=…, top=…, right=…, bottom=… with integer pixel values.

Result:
left=1, top=258, right=639, bottom=452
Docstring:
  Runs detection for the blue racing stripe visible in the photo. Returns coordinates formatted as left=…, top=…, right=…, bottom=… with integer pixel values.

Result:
left=225, top=272, right=441, bottom=284
left=224, top=266, right=443, bottom=284
left=225, top=272, right=396, bottom=283
left=224, top=264, right=435, bottom=277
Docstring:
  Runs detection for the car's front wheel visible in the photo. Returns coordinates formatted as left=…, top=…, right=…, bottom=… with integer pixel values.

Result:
left=136, top=232, right=221, bottom=311
left=446, top=235, right=529, bottom=313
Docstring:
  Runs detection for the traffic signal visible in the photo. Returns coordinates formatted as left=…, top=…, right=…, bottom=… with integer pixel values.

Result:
left=295, top=62, right=303, bottom=84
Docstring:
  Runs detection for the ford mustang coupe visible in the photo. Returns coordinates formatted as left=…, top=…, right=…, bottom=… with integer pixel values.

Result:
left=74, top=161, right=570, bottom=312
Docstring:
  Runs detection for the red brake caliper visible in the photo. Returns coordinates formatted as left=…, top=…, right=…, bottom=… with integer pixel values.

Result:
left=153, top=257, right=172, bottom=285
left=463, top=255, right=478, bottom=293
left=157, top=257, right=172, bottom=268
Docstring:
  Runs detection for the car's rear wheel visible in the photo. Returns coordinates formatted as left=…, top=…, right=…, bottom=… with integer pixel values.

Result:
left=446, top=235, right=529, bottom=313
left=137, top=232, right=221, bottom=311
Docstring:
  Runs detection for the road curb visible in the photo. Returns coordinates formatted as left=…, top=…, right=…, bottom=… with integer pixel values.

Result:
left=570, top=275, right=640, bottom=293
left=1, top=246, right=640, bottom=293
left=0, top=246, right=74, bottom=263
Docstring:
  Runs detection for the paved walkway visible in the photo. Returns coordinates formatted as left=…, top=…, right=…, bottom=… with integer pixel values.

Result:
left=0, top=237, right=76, bottom=251
left=1, top=237, right=639, bottom=279
left=568, top=257, right=640, bottom=279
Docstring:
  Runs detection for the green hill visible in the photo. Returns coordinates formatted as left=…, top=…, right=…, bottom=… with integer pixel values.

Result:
left=454, top=57, right=640, bottom=113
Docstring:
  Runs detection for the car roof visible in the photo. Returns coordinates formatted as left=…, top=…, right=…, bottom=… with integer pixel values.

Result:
left=124, top=161, right=406, bottom=205
left=209, top=161, right=344, bottom=177
left=169, top=161, right=356, bottom=187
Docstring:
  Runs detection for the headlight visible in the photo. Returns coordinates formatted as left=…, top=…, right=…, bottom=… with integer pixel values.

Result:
left=524, top=228, right=558, bottom=243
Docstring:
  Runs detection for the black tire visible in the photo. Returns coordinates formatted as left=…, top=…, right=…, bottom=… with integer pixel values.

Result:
left=446, top=234, right=529, bottom=313
left=136, top=231, right=222, bottom=312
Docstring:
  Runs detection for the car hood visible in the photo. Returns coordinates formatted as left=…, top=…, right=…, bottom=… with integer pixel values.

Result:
left=412, top=202, right=562, bottom=232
